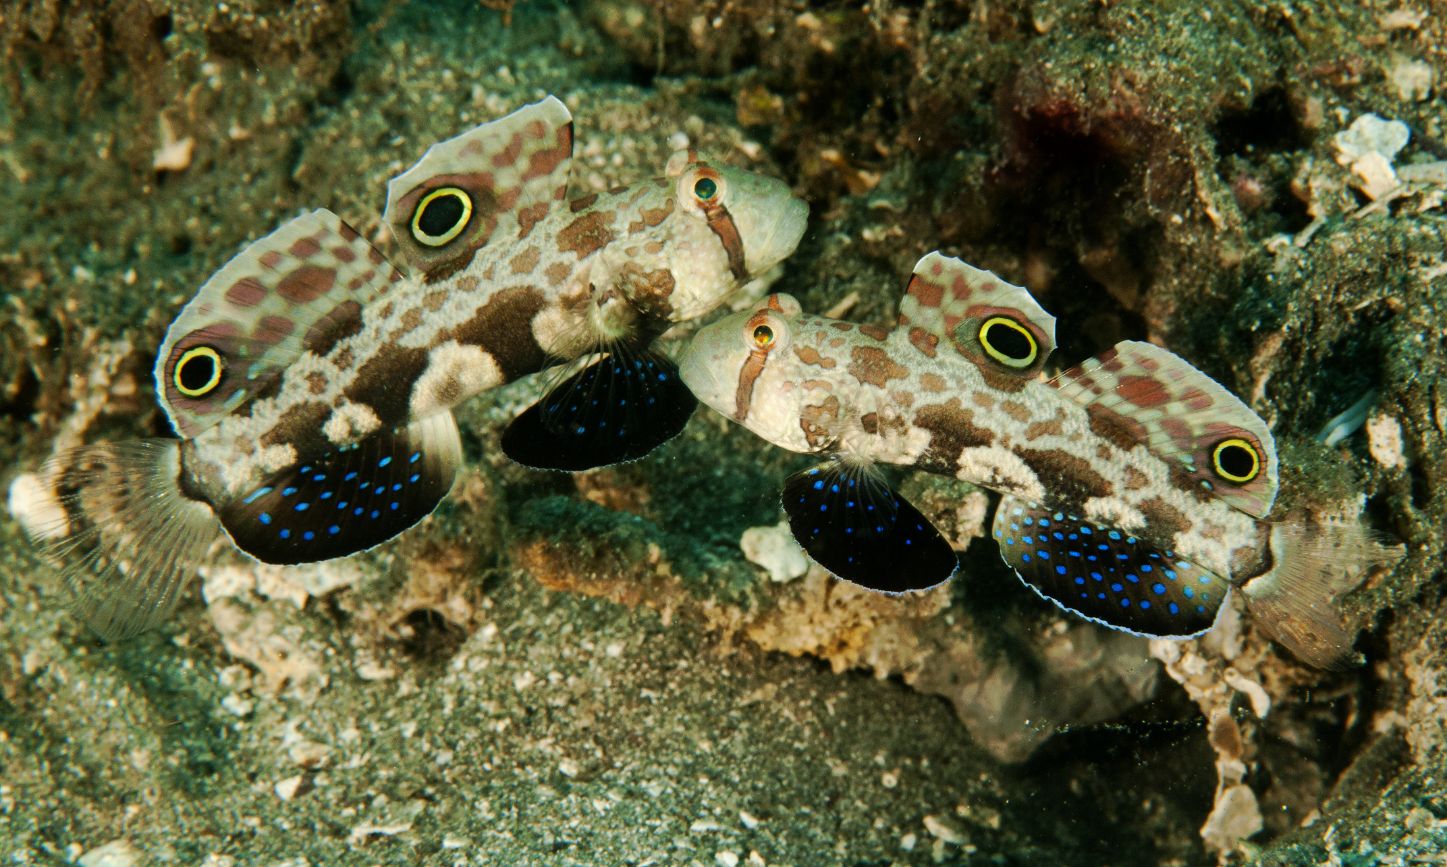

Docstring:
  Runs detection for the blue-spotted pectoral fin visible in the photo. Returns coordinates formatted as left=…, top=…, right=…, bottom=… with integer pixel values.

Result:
left=1049, top=341, right=1278, bottom=518
left=781, top=460, right=957, bottom=594
left=992, top=496, right=1229, bottom=638
left=217, top=412, right=462, bottom=565
left=501, top=347, right=697, bottom=472
left=17, top=440, right=222, bottom=641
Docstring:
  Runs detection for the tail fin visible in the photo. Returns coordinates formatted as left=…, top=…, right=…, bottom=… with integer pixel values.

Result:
left=1241, top=515, right=1404, bottom=668
left=9, top=440, right=221, bottom=641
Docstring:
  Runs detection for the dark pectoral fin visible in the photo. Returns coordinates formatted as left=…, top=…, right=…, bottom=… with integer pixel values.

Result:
left=501, top=349, right=697, bottom=472
left=219, top=413, right=461, bottom=564
left=991, top=495, right=1229, bottom=637
left=781, top=461, right=956, bottom=594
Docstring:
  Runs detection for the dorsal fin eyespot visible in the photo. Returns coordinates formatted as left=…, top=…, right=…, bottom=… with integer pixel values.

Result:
left=156, top=209, right=403, bottom=439
left=383, top=96, right=574, bottom=280
left=898, top=252, right=1057, bottom=379
left=1051, top=340, right=1279, bottom=518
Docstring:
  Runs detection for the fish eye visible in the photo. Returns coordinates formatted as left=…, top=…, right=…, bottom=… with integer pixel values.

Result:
left=752, top=324, right=774, bottom=348
left=978, top=316, right=1038, bottom=368
left=694, top=177, right=718, bottom=201
left=174, top=345, right=223, bottom=397
left=1211, top=438, right=1261, bottom=483
left=411, top=187, right=473, bottom=247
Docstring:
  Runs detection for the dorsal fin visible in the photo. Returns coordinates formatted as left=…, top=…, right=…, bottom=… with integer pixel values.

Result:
left=1050, top=341, right=1279, bottom=518
left=383, top=95, right=574, bottom=281
left=898, top=252, right=1056, bottom=379
left=156, top=209, right=405, bottom=439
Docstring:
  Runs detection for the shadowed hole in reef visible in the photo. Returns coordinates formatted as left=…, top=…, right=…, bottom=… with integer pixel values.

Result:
left=394, top=607, right=468, bottom=666
left=1212, top=87, right=1309, bottom=157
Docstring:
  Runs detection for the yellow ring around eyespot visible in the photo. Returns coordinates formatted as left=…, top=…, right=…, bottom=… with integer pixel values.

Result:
left=1211, top=437, right=1261, bottom=484
left=411, top=187, right=473, bottom=247
left=174, top=346, right=223, bottom=398
left=978, top=316, right=1038, bottom=368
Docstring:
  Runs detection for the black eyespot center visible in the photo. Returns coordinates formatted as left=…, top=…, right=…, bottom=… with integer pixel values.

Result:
left=417, top=191, right=466, bottom=237
left=175, top=346, right=223, bottom=397
left=979, top=317, right=1037, bottom=367
left=410, top=187, right=474, bottom=247
left=694, top=177, right=719, bottom=201
left=752, top=324, right=774, bottom=347
left=1213, top=439, right=1259, bottom=482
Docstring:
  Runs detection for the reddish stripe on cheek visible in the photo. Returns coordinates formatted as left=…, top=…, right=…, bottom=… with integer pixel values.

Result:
left=703, top=202, right=747, bottom=281
left=734, top=349, right=768, bottom=420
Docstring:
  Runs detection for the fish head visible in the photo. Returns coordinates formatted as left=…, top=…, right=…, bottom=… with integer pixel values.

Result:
left=679, top=293, right=824, bottom=454
left=608, top=153, right=807, bottom=323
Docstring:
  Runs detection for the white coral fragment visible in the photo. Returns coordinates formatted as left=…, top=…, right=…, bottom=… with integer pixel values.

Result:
left=740, top=521, right=810, bottom=583
left=1334, top=114, right=1412, bottom=201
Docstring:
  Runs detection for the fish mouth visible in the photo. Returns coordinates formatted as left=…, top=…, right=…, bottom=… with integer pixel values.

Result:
left=677, top=329, right=732, bottom=417
left=746, top=195, right=808, bottom=276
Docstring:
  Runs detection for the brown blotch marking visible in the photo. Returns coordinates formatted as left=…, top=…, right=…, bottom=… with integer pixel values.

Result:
left=516, top=202, right=552, bottom=238
left=906, top=276, right=944, bottom=308
left=569, top=193, right=599, bottom=213
left=557, top=210, right=616, bottom=258
left=226, top=278, right=268, bottom=307
left=394, top=307, right=424, bottom=337
left=908, top=327, right=938, bottom=358
left=1000, top=400, right=1032, bottom=423
left=277, top=266, right=336, bottom=304
left=794, top=346, right=837, bottom=369
left=830, top=321, right=853, bottom=332
left=889, top=390, right=914, bottom=408
left=977, top=364, right=1033, bottom=393
left=524, top=126, right=571, bottom=180
left=510, top=246, right=541, bottom=275
left=644, top=240, right=665, bottom=255
left=1015, top=448, right=1114, bottom=500
left=303, top=300, right=363, bottom=357
left=828, top=337, right=845, bottom=348
left=971, top=390, right=996, bottom=409
left=491, top=132, right=525, bottom=169
left=259, top=251, right=284, bottom=269
left=452, top=275, right=481, bottom=294
left=799, top=395, right=841, bottom=448
left=1123, top=466, right=1150, bottom=490
left=333, top=347, right=355, bottom=371
left=545, top=261, right=572, bottom=285
left=620, top=265, right=676, bottom=319
left=423, top=291, right=448, bottom=311
left=1139, top=496, right=1192, bottom=538
left=1087, top=403, right=1149, bottom=451
left=331, top=244, right=357, bottom=264
left=1024, top=417, right=1063, bottom=440
left=337, top=222, right=361, bottom=243
left=1118, top=375, right=1170, bottom=408
left=430, top=375, right=464, bottom=408
left=848, top=346, right=909, bottom=387
left=913, top=401, right=996, bottom=474
left=860, top=412, right=879, bottom=434
left=255, top=315, right=294, bottom=345
left=343, top=343, right=431, bottom=429
left=445, top=285, right=549, bottom=381
left=859, top=324, right=890, bottom=341
left=639, top=200, right=674, bottom=228
left=305, top=371, right=328, bottom=395
left=259, top=401, right=331, bottom=457
left=289, top=237, right=321, bottom=258
left=919, top=372, right=947, bottom=393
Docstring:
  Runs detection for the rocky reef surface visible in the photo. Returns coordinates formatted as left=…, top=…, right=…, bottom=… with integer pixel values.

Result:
left=1, top=1, right=1444, bottom=864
